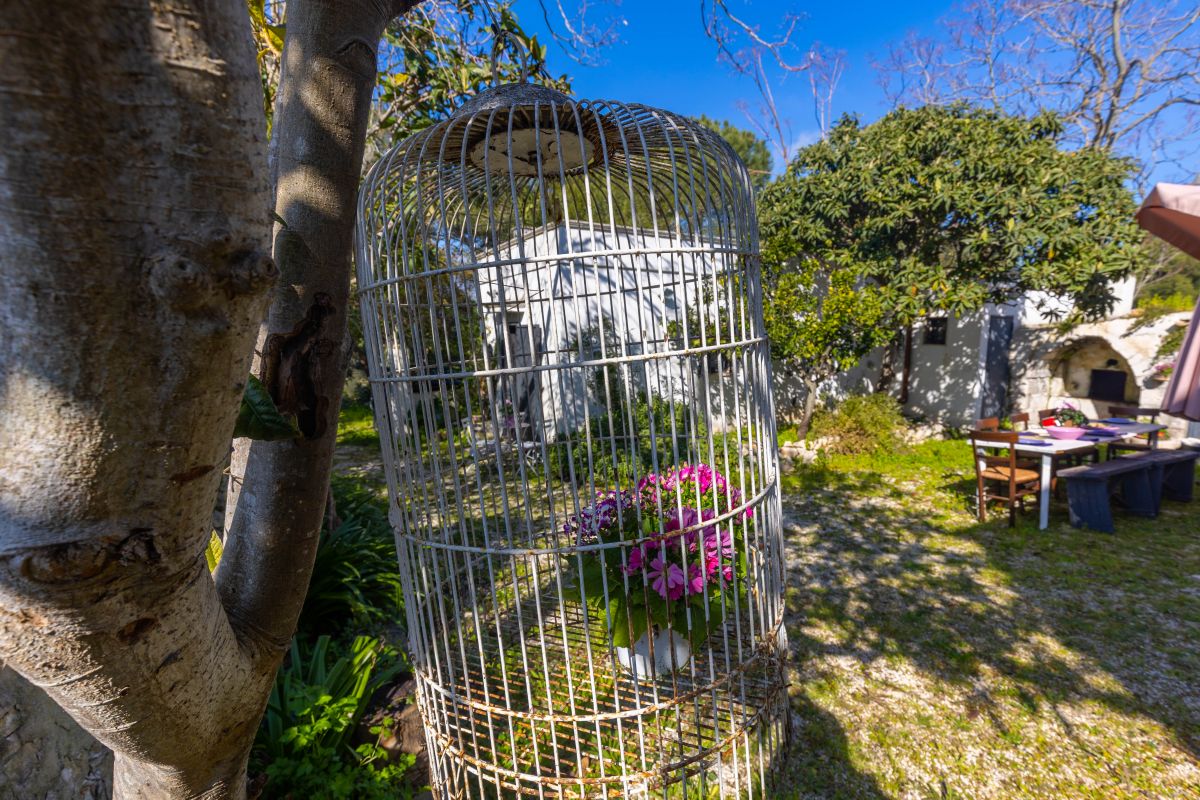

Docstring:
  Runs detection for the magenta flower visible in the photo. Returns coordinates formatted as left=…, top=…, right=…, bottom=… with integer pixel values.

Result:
left=703, top=526, right=732, bottom=559
left=687, top=562, right=706, bottom=595
left=705, top=553, right=733, bottom=583
left=664, top=505, right=717, bottom=550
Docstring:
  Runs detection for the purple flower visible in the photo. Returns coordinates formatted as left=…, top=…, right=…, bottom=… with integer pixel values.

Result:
left=703, top=526, right=732, bottom=559
left=625, top=540, right=658, bottom=575
left=687, top=562, right=706, bottom=594
left=647, top=555, right=686, bottom=600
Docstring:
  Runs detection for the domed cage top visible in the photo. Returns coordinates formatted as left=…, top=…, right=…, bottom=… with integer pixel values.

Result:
left=355, top=83, right=788, bottom=798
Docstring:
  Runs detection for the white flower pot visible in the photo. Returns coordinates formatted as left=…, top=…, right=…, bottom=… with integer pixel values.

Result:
left=615, top=628, right=692, bottom=677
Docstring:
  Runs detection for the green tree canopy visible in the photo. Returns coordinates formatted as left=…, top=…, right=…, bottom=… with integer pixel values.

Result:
left=759, top=104, right=1145, bottom=424
left=693, top=115, right=773, bottom=193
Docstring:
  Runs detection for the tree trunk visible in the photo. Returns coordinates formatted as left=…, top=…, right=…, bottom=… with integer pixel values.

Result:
left=218, top=0, right=419, bottom=658
left=877, top=334, right=899, bottom=393
left=796, top=375, right=820, bottom=438
left=0, top=1, right=274, bottom=796
left=2, top=0, right=424, bottom=796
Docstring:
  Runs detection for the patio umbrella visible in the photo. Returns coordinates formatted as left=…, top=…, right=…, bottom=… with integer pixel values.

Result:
left=1137, top=183, right=1200, bottom=420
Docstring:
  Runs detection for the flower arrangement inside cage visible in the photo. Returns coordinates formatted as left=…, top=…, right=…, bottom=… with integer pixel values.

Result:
left=564, top=464, right=751, bottom=676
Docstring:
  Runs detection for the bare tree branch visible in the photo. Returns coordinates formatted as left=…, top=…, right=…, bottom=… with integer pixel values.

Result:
left=699, top=1, right=834, bottom=166
left=878, top=0, right=1200, bottom=185
left=535, top=0, right=623, bottom=66
left=808, top=45, right=845, bottom=137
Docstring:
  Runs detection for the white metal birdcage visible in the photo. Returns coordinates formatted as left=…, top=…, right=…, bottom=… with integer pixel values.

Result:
left=355, top=82, right=788, bottom=799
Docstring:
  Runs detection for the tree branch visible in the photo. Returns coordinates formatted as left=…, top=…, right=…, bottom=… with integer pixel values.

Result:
left=218, top=0, right=420, bottom=661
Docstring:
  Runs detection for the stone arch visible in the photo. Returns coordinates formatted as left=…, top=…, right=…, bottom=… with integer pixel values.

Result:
left=1045, top=336, right=1139, bottom=405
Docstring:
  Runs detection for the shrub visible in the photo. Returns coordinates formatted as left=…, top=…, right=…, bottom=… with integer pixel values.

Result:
left=296, top=477, right=403, bottom=640
left=809, top=394, right=908, bottom=456
left=253, top=635, right=412, bottom=800
left=1132, top=290, right=1196, bottom=330
left=1137, top=290, right=1195, bottom=315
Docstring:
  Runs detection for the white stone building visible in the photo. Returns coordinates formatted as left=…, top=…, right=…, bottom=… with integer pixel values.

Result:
left=827, top=278, right=1194, bottom=438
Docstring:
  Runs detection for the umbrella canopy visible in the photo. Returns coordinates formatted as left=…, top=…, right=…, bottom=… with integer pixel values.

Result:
left=1137, top=183, right=1200, bottom=421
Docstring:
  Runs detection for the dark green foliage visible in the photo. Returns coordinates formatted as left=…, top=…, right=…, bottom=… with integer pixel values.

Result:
left=693, top=115, right=773, bottom=192
left=234, top=374, right=301, bottom=441
left=759, top=105, right=1145, bottom=396
left=254, top=482, right=413, bottom=797
left=296, top=477, right=403, bottom=641
left=810, top=394, right=909, bottom=456
left=253, top=635, right=412, bottom=800
left=1052, top=406, right=1089, bottom=428
left=1157, top=324, right=1187, bottom=361
left=374, top=5, right=570, bottom=143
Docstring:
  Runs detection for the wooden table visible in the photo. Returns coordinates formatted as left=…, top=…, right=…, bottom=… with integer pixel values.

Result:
left=986, top=422, right=1167, bottom=529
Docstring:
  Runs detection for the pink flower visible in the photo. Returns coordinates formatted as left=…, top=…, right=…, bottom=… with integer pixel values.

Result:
left=687, top=562, right=706, bottom=594
left=647, top=555, right=686, bottom=600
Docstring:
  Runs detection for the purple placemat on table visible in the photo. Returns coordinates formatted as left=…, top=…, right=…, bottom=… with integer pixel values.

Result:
left=1018, top=438, right=1052, bottom=446
left=1100, top=417, right=1135, bottom=424
left=1086, top=427, right=1121, bottom=437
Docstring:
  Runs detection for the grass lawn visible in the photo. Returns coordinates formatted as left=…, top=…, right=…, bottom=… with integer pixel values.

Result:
left=776, top=439, right=1200, bottom=799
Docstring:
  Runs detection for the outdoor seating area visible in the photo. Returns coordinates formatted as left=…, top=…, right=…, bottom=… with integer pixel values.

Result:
left=968, top=406, right=1194, bottom=530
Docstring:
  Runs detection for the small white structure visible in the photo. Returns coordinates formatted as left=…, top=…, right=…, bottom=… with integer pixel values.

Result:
left=828, top=277, right=1192, bottom=437
left=478, top=221, right=704, bottom=439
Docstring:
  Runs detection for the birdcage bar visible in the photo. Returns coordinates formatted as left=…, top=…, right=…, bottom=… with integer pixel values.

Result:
left=356, top=82, right=787, bottom=799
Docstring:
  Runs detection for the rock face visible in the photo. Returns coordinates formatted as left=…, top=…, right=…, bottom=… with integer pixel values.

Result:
left=0, top=665, right=112, bottom=800
left=1011, top=311, right=1192, bottom=438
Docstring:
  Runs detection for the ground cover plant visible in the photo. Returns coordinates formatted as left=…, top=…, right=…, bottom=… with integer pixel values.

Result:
left=777, top=439, right=1200, bottom=799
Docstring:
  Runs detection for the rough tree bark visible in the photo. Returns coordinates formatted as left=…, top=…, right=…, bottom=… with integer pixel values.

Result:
left=0, top=0, right=416, bottom=797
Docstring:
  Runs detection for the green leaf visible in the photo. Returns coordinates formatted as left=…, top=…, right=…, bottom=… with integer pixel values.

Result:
left=205, top=530, right=223, bottom=572
left=234, top=374, right=301, bottom=441
left=609, top=597, right=631, bottom=647
left=266, top=23, right=286, bottom=53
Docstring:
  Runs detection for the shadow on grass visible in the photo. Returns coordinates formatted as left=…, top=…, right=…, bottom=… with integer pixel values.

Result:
left=772, top=692, right=889, bottom=799
left=781, top=455, right=1200, bottom=788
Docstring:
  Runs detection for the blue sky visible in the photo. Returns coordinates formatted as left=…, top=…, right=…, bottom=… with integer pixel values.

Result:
left=514, top=1, right=957, bottom=171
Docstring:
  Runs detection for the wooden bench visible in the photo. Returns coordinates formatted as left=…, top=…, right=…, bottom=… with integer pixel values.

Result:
left=1116, top=449, right=1199, bottom=507
left=1058, top=458, right=1156, bottom=533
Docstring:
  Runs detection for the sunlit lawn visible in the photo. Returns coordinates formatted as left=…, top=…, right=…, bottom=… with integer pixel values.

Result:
left=334, top=406, right=1200, bottom=798
left=777, top=439, right=1200, bottom=799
